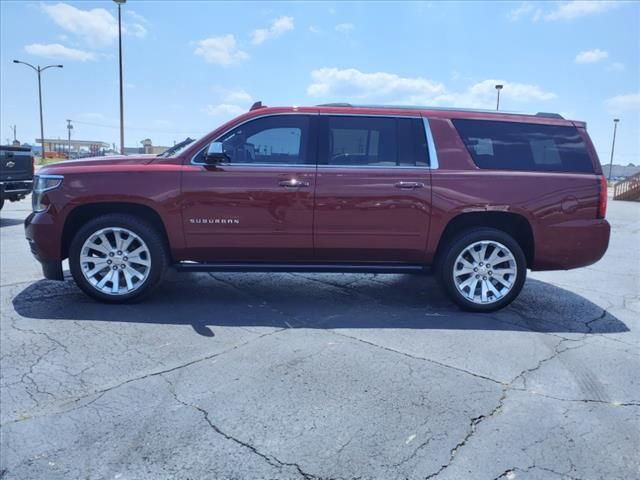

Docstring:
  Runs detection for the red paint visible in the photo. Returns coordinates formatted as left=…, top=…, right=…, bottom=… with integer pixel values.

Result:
left=25, top=105, right=610, bottom=279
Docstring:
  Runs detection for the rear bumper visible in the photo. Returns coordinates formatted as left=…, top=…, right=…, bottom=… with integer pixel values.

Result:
left=25, top=211, right=65, bottom=281
left=532, top=218, right=610, bottom=271
left=0, top=180, right=32, bottom=200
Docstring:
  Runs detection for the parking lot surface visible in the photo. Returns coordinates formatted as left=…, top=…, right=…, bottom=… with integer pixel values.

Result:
left=1, top=197, right=638, bottom=480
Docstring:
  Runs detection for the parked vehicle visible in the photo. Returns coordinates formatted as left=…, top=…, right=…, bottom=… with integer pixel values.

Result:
left=1, top=145, right=34, bottom=210
left=25, top=103, right=610, bottom=311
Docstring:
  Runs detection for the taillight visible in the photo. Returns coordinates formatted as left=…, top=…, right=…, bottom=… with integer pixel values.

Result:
left=598, top=175, right=607, bottom=219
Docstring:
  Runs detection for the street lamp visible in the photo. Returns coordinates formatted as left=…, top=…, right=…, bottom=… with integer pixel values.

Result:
left=114, top=0, right=126, bottom=155
left=13, top=60, right=63, bottom=160
left=608, top=118, right=620, bottom=181
left=495, top=84, right=504, bottom=111
left=66, top=119, right=74, bottom=159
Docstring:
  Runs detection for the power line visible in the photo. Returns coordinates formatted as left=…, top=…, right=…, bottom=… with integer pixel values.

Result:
left=70, top=119, right=204, bottom=136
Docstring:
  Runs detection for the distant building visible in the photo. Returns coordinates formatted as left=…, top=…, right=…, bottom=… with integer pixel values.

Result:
left=606, top=164, right=640, bottom=180
left=37, top=138, right=110, bottom=158
left=123, top=138, right=170, bottom=155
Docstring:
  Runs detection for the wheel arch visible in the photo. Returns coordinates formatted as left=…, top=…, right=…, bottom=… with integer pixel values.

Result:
left=434, top=211, right=534, bottom=267
left=61, top=202, right=172, bottom=261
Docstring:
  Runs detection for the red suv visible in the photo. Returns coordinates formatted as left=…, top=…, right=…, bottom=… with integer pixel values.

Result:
left=25, top=103, right=610, bottom=311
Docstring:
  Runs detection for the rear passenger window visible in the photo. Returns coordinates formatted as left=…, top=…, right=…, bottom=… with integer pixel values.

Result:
left=452, top=119, right=594, bottom=173
left=321, top=116, right=429, bottom=167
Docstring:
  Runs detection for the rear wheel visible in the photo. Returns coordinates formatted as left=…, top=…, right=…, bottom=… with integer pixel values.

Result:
left=69, top=214, right=168, bottom=303
left=438, top=228, right=526, bottom=312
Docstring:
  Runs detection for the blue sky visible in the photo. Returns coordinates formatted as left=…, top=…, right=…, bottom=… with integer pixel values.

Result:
left=1, top=0, right=638, bottom=164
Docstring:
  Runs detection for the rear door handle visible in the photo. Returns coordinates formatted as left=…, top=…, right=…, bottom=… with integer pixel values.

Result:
left=279, top=179, right=310, bottom=188
left=395, top=181, right=425, bottom=190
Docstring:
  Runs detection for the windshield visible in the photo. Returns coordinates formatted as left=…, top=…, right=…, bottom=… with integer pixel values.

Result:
left=157, top=137, right=198, bottom=158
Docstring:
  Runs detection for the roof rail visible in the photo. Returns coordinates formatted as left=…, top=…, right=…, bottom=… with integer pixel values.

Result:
left=535, top=112, right=564, bottom=119
left=315, top=103, right=565, bottom=119
left=317, top=103, right=353, bottom=107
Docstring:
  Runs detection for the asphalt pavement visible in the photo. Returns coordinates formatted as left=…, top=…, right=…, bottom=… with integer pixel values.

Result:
left=1, top=197, right=638, bottom=480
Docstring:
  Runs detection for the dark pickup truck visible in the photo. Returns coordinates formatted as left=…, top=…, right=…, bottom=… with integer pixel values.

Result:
left=1, top=145, right=34, bottom=210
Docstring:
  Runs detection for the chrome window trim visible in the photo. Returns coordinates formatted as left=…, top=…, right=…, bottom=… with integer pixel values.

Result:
left=190, top=112, right=314, bottom=166
left=316, top=165, right=429, bottom=170
left=196, top=163, right=315, bottom=169
left=422, top=117, right=439, bottom=170
left=190, top=112, right=430, bottom=168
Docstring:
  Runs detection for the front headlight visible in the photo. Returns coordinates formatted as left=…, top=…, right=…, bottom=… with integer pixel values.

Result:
left=32, top=174, right=64, bottom=212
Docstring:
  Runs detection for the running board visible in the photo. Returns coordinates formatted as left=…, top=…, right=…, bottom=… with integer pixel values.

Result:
left=175, top=261, right=430, bottom=274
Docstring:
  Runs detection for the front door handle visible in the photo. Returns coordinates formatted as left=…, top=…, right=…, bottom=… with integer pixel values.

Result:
left=395, top=181, right=425, bottom=190
left=279, top=179, right=310, bottom=188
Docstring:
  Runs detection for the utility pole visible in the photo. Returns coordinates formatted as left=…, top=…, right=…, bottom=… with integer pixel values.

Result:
left=608, top=118, right=620, bottom=180
left=114, top=0, right=127, bottom=155
left=13, top=60, right=63, bottom=159
left=11, top=125, right=17, bottom=142
left=495, top=84, right=504, bottom=111
left=67, top=119, right=74, bottom=159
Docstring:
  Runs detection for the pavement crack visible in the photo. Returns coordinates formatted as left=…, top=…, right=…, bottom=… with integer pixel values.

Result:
left=330, top=331, right=503, bottom=385
left=162, top=377, right=317, bottom=479
left=1, top=327, right=287, bottom=427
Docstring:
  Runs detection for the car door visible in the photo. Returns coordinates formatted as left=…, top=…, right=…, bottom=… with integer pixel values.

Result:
left=313, top=114, right=433, bottom=263
left=181, top=114, right=317, bottom=262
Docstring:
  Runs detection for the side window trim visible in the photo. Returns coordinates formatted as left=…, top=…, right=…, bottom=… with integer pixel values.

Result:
left=422, top=117, right=439, bottom=170
left=191, top=112, right=439, bottom=169
left=317, top=114, right=437, bottom=170
left=191, top=113, right=316, bottom=167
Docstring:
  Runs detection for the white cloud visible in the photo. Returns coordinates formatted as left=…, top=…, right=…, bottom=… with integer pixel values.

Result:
left=24, top=43, right=95, bottom=61
left=575, top=48, right=609, bottom=63
left=509, top=0, right=619, bottom=22
left=41, top=2, right=147, bottom=46
left=203, top=88, right=254, bottom=118
left=508, top=2, right=537, bottom=21
left=308, top=25, right=321, bottom=34
left=307, top=68, right=556, bottom=109
left=605, top=92, right=640, bottom=114
left=220, top=89, right=253, bottom=104
left=434, top=79, right=556, bottom=108
left=202, top=104, right=246, bottom=117
left=307, top=67, right=445, bottom=99
left=607, top=62, right=626, bottom=72
left=545, top=0, right=619, bottom=21
left=335, top=23, right=354, bottom=33
left=41, top=3, right=118, bottom=47
left=251, top=16, right=294, bottom=45
left=193, top=35, right=248, bottom=66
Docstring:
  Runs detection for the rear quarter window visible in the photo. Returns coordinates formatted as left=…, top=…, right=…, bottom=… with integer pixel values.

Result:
left=452, top=119, right=594, bottom=173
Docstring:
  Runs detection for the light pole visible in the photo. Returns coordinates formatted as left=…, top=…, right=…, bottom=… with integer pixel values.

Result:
left=66, top=119, right=73, bottom=159
left=13, top=60, right=63, bottom=160
left=114, top=0, right=126, bottom=155
left=608, top=118, right=620, bottom=181
left=495, top=84, right=504, bottom=111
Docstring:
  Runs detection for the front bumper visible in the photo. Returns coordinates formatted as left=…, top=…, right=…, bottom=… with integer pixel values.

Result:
left=532, top=218, right=611, bottom=271
left=25, top=211, right=64, bottom=281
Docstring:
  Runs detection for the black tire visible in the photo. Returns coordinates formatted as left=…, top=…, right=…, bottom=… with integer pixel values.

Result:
left=69, top=213, right=168, bottom=303
left=437, top=227, right=527, bottom=312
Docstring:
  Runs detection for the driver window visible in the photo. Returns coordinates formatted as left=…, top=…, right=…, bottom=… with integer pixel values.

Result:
left=219, top=115, right=309, bottom=165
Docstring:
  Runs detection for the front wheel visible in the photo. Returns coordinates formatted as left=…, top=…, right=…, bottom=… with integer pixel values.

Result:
left=69, top=214, right=168, bottom=303
left=438, top=228, right=527, bottom=312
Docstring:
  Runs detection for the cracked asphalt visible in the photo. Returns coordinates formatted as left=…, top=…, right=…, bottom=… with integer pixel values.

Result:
left=1, top=198, right=638, bottom=480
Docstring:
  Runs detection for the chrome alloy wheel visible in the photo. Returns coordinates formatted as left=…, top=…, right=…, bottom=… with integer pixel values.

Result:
left=452, top=240, right=518, bottom=305
left=80, top=227, right=151, bottom=296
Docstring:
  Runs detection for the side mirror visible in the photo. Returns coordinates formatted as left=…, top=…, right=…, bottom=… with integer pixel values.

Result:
left=204, top=142, right=227, bottom=164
